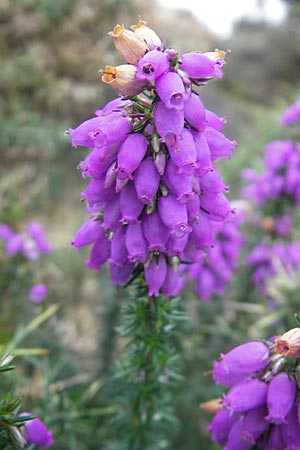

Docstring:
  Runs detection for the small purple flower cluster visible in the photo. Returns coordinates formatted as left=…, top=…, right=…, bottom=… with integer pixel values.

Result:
left=242, top=138, right=300, bottom=207
left=20, top=413, right=54, bottom=449
left=0, top=221, right=52, bottom=261
left=280, top=100, right=300, bottom=127
left=70, top=20, right=237, bottom=296
left=186, top=213, right=244, bottom=300
left=208, top=327, right=300, bottom=449
left=247, top=241, right=300, bottom=294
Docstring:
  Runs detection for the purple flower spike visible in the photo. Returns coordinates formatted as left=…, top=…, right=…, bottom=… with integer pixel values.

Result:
left=125, top=222, right=147, bottom=263
left=142, top=211, right=169, bottom=252
left=116, top=134, right=148, bottom=180
left=266, top=373, right=296, bottom=424
left=241, top=405, right=269, bottom=443
left=119, top=181, right=144, bottom=223
left=135, top=157, right=160, bottom=204
left=184, top=92, right=206, bottom=131
left=179, top=52, right=216, bottom=79
left=72, top=218, right=103, bottom=249
left=21, top=414, right=54, bottom=449
left=282, top=405, right=300, bottom=449
left=136, top=50, right=169, bottom=82
left=222, top=378, right=268, bottom=414
left=110, top=261, right=135, bottom=285
left=208, top=407, right=237, bottom=445
left=155, top=72, right=187, bottom=110
left=223, top=417, right=252, bottom=450
left=213, top=341, right=270, bottom=387
left=205, top=127, right=237, bottom=162
left=167, top=129, right=197, bottom=175
left=144, top=254, right=167, bottom=296
left=154, top=101, right=184, bottom=145
left=29, top=284, right=48, bottom=304
left=158, top=194, right=191, bottom=238
left=85, top=230, right=110, bottom=270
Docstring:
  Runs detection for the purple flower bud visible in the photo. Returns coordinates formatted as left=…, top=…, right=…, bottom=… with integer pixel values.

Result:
left=208, top=407, right=237, bottom=445
left=82, top=177, right=116, bottom=209
left=110, top=261, right=135, bottom=285
left=125, top=222, right=147, bottom=263
left=72, top=218, right=103, bottom=248
left=28, top=284, right=48, bottom=304
left=205, top=109, right=226, bottom=131
left=154, top=101, right=184, bottom=145
left=81, top=150, right=115, bottom=179
left=6, top=233, right=24, bottom=256
left=0, top=224, right=14, bottom=240
left=280, top=100, right=300, bottom=126
left=155, top=71, right=187, bottom=110
left=224, top=417, right=252, bottom=450
left=95, top=97, right=132, bottom=116
left=192, top=131, right=212, bottom=176
left=161, top=266, right=181, bottom=296
left=241, top=405, right=269, bottom=443
left=142, top=211, right=169, bottom=252
left=116, top=134, right=148, bottom=180
left=166, top=129, right=197, bottom=175
left=108, top=226, right=127, bottom=267
left=119, top=182, right=144, bottom=223
left=213, top=341, right=270, bottom=387
left=163, top=159, right=195, bottom=202
left=154, top=149, right=167, bottom=175
left=266, top=373, right=296, bottom=424
left=136, top=50, right=169, bottom=82
left=21, top=414, right=54, bottom=449
left=69, top=117, right=101, bottom=148
left=222, top=378, right=268, bottom=414
left=186, top=195, right=201, bottom=222
left=85, top=230, right=110, bottom=270
left=201, top=192, right=231, bottom=222
left=101, top=196, right=121, bottom=231
left=26, top=222, right=52, bottom=254
left=144, top=254, right=167, bottom=296
left=104, top=161, right=117, bottom=188
left=158, top=194, right=191, bottom=238
left=134, top=157, right=160, bottom=204
left=194, top=266, right=217, bottom=301
left=184, top=92, right=206, bottom=131
left=190, top=214, right=214, bottom=249
left=281, top=405, right=300, bottom=449
left=166, top=233, right=189, bottom=256
left=179, top=52, right=216, bottom=79
left=205, top=127, right=237, bottom=162
left=265, top=425, right=285, bottom=450
left=200, top=168, right=227, bottom=195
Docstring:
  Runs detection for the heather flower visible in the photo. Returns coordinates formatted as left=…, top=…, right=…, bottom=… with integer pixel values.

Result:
left=70, top=19, right=236, bottom=296
left=280, top=99, right=300, bottom=126
left=21, top=414, right=53, bottom=449
left=29, top=284, right=48, bottom=304
left=208, top=327, right=300, bottom=449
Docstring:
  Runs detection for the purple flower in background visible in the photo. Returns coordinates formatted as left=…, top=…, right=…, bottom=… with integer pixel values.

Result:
left=21, top=414, right=53, bottom=449
left=69, top=19, right=237, bottom=297
left=29, top=284, right=48, bottom=304
left=280, top=99, right=300, bottom=126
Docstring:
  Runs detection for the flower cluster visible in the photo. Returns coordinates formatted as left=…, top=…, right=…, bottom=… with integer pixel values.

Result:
left=20, top=413, right=54, bottom=449
left=70, top=20, right=237, bottom=296
left=247, top=241, right=300, bottom=295
left=207, top=327, right=300, bottom=449
left=0, top=221, right=52, bottom=261
left=185, top=213, right=243, bottom=300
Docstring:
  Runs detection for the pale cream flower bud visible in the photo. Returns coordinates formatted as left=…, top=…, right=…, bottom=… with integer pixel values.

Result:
left=274, top=327, right=300, bottom=359
left=101, top=65, right=147, bottom=96
left=108, top=24, right=148, bottom=64
left=130, top=20, right=163, bottom=51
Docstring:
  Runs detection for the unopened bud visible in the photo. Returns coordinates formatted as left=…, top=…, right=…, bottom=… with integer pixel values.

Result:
left=101, top=65, right=147, bottom=96
left=108, top=24, right=148, bottom=64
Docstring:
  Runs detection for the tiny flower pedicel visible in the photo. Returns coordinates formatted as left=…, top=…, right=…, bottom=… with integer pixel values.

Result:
left=69, top=20, right=237, bottom=297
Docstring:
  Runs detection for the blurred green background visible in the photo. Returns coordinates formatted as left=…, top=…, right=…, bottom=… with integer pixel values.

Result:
left=1, top=0, right=300, bottom=448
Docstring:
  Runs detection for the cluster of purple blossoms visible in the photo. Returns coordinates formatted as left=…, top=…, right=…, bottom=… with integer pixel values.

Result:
left=20, top=413, right=54, bottom=449
left=70, top=20, right=237, bottom=296
left=0, top=221, right=52, bottom=261
left=207, top=327, right=300, bottom=449
left=247, top=241, right=300, bottom=295
left=185, top=213, right=244, bottom=300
